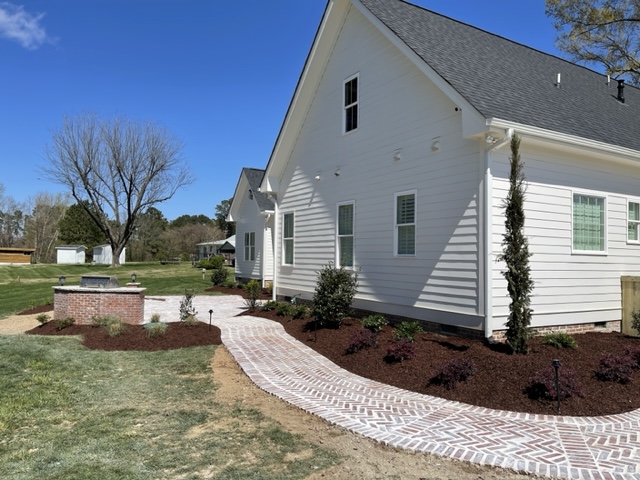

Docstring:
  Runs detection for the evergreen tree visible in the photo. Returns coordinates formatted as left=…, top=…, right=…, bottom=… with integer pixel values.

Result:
left=498, top=134, right=534, bottom=354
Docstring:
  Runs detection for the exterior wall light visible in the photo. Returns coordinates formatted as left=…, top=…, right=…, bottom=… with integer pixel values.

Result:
left=131, top=272, right=137, bottom=283
left=58, top=275, right=66, bottom=286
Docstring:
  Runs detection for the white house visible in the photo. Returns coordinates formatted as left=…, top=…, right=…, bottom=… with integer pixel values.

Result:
left=228, top=168, right=274, bottom=286
left=258, top=0, right=640, bottom=339
left=56, top=245, right=86, bottom=264
left=92, top=244, right=126, bottom=265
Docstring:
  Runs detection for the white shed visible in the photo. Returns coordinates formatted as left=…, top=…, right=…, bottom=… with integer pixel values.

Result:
left=92, top=244, right=126, bottom=265
left=56, top=245, right=87, bottom=264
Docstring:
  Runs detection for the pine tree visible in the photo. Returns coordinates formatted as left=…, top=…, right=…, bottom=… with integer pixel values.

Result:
left=498, top=134, right=534, bottom=354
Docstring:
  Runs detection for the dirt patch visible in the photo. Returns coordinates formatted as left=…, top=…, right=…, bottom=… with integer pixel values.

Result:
left=0, top=314, right=42, bottom=335
left=212, top=346, right=528, bottom=480
left=244, top=308, right=640, bottom=417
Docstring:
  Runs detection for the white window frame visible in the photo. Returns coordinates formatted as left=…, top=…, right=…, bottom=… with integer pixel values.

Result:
left=244, top=231, right=255, bottom=261
left=571, top=190, right=607, bottom=255
left=337, top=202, right=355, bottom=268
left=282, top=212, right=294, bottom=266
left=394, top=190, right=416, bottom=257
left=628, top=198, right=640, bottom=244
left=342, top=73, right=359, bottom=135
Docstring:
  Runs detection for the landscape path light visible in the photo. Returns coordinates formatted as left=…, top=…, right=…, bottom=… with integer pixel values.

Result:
left=552, top=359, right=561, bottom=414
left=208, top=309, right=213, bottom=331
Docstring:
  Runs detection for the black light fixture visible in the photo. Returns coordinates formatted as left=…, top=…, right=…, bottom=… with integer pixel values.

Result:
left=551, top=359, right=561, bottom=414
left=130, top=272, right=137, bottom=283
left=58, top=275, right=66, bottom=286
left=208, top=309, right=213, bottom=331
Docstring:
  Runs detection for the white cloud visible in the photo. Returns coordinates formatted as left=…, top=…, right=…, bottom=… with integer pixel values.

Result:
left=0, top=2, right=49, bottom=49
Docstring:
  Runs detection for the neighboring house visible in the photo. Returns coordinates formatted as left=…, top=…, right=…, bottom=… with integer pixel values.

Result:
left=0, top=247, right=35, bottom=265
left=92, top=245, right=126, bottom=265
left=56, top=245, right=86, bottom=264
left=258, top=0, right=640, bottom=339
left=218, top=235, right=236, bottom=266
left=196, top=235, right=236, bottom=264
left=228, top=168, right=275, bottom=286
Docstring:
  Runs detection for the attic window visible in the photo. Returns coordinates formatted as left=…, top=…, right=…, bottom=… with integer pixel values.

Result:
left=343, top=74, right=359, bottom=134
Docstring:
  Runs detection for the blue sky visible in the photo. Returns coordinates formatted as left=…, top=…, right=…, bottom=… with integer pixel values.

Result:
left=0, top=0, right=560, bottom=221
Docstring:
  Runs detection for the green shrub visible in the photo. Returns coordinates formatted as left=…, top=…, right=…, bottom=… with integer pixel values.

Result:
left=179, top=288, right=197, bottom=321
left=224, top=278, right=237, bottom=288
left=632, top=310, right=640, bottom=333
left=150, top=313, right=161, bottom=323
left=91, top=314, right=120, bottom=327
left=244, top=280, right=262, bottom=310
left=292, top=304, right=311, bottom=320
left=312, top=263, right=358, bottom=328
left=35, top=313, right=50, bottom=325
left=197, top=256, right=224, bottom=270
left=361, top=314, right=388, bottom=333
left=394, top=321, right=423, bottom=342
left=105, top=319, right=127, bottom=337
left=210, top=267, right=228, bottom=286
left=55, top=316, right=75, bottom=330
left=262, top=300, right=278, bottom=311
left=275, top=302, right=293, bottom=317
left=144, top=321, right=168, bottom=337
left=543, top=332, right=577, bottom=349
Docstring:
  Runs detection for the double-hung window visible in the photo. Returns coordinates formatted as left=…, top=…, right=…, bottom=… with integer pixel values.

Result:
left=395, top=191, right=416, bottom=256
left=337, top=203, right=354, bottom=267
left=572, top=193, right=606, bottom=252
left=629, top=201, right=640, bottom=243
left=283, top=213, right=294, bottom=265
left=244, top=232, right=255, bottom=261
left=343, top=74, right=358, bottom=133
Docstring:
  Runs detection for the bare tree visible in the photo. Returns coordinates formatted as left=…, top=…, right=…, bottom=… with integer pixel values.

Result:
left=24, top=192, right=69, bottom=263
left=43, top=113, right=194, bottom=266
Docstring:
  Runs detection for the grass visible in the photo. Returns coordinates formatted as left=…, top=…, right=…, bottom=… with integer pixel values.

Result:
left=0, top=335, right=339, bottom=479
left=0, top=262, right=233, bottom=319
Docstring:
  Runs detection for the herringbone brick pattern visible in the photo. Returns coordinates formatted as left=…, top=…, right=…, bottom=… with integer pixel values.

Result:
left=149, top=296, right=640, bottom=480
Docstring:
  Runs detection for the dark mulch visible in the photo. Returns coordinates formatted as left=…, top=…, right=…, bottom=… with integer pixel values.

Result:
left=18, top=304, right=54, bottom=315
left=245, top=307, right=640, bottom=417
left=205, top=285, right=271, bottom=299
left=26, top=321, right=222, bottom=351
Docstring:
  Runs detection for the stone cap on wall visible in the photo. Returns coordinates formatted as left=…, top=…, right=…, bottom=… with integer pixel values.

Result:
left=53, top=286, right=146, bottom=293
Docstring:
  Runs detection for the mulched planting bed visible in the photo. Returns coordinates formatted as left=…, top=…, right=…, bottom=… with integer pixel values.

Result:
left=206, top=285, right=271, bottom=299
left=18, top=304, right=54, bottom=315
left=245, top=307, right=640, bottom=417
left=26, top=321, right=222, bottom=351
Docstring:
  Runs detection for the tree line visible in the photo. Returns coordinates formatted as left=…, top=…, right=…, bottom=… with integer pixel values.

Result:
left=0, top=184, right=233, bottom=264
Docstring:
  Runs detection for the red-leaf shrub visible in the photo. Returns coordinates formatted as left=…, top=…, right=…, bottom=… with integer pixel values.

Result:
left=595, top=354, right=635, bottom=384
left=346, top=330, right=378, bottom=354
left=623, top=346, right=640, bottom=369
left=385, top=339, right=416, bottom=363
left=430, top=358, right=477, bottom=390
left=527, top=366, right=582, bottom=401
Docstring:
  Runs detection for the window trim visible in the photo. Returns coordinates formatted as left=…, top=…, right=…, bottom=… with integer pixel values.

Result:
left=394, top=190, right=417, bottom=257
left=342, top=73, right=359, bottom=135
left=628, top=198, right=640, bottom=244
left=282, top=212, right=294, bottom=266
left=336, top=201, right=355, bottom=268
left=244, top=231, right=255, bottom=262
left=571, top=190, right=607, bottom=255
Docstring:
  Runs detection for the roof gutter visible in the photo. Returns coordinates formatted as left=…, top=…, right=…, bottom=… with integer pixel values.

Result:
left=483, top=128, right=514, bottom=339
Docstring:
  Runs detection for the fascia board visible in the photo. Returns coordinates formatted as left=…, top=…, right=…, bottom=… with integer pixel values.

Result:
left=351, top=0, right=485, bottom=138
left=487, top=118, right=640, bottom=164
left=227, top=171, right=249, bottom=222
left=261, top=0, right=349, bottom=194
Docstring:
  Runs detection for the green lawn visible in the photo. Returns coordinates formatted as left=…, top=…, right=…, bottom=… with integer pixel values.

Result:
left=0, top=335, right=339, bottom=479
left=0, top=262, right=232, bottom=319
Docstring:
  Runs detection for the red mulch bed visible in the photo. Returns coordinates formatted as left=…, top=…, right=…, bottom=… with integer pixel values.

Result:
left=25, top=321, right=221, bottom=351
left=245, top=308, right=640, bottom=417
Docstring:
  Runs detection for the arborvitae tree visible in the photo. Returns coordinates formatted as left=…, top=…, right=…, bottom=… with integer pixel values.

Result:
left=498, top=134, right=534, bottom=354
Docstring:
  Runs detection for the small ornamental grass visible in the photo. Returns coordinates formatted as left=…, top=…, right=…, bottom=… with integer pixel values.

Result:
left=385, top=338, right=416, bottom=363
left=361, top=314, right=388, bottom=333
left=55, top=316, right=75, bottom=330
left=182, top=314, right=199, bottom=327
left=393, top=321, right=423, bottom=342
left=275, top=302, right=294, bottom=317
left=105, top=319, right=127, bottom=337
left=346, top=330, right=378, bottom=354
left=543, top=332, right=577, bottom=349
left=292, top=304, right=311, bottom=320
left=150, top=313, right=162, bottom=323
left=526, top=366, right=582, bottom=401
left=144, top=321, right=168, bottom=337
left=430, top=358, right=477, bottom=390
left=35, top=313, right=50, bottom=325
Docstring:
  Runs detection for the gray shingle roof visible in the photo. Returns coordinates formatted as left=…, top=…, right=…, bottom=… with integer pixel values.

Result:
left=359, top=0, right=640, bottom=152
left=243, top=168, right=274, bottom=212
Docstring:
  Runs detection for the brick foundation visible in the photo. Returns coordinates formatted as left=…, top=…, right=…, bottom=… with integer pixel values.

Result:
left=53, top=287, right=146, bottom=325
left=490, top=320, right=621, bottom=342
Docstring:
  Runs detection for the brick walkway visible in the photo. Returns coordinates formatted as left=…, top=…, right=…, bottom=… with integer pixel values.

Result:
left=148, top=296, right=640, bottom=480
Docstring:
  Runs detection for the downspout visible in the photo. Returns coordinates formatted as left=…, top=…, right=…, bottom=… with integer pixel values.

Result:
left=270, top=195, right=279, bottom=302
left=261, top=211, right=273, bottom=289
left=483, top=128, right=514, bottom=339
